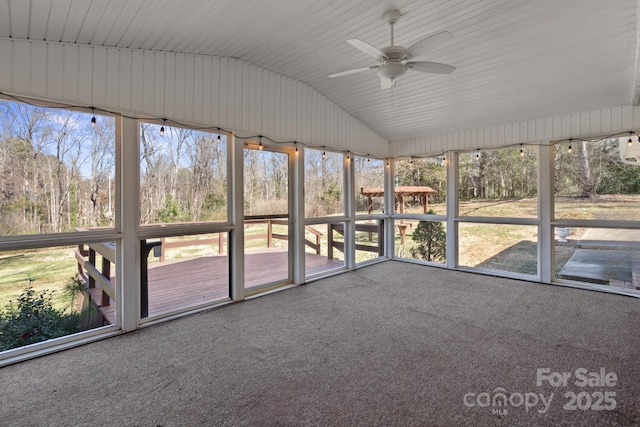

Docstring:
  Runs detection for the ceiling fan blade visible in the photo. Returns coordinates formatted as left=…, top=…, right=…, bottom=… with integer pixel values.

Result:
left=407, top=61, right=456, bottom=74
left=405, top=31, right=454, bottom=59
left=328, top=65, right=378, bottom=78
left=380, top=78, right=395, bottom=90
left=347, top=39, right=388, bottom=60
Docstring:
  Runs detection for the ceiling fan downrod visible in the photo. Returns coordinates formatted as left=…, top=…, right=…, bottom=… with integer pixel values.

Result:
left=383, top=10, right=402, bottom=47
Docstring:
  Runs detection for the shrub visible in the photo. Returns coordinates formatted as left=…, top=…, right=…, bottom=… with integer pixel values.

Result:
left=0, top=287, right=80, bottom=351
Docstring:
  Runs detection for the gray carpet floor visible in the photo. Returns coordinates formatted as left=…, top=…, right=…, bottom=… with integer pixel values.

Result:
left=1, top=261, right=639, bottom=426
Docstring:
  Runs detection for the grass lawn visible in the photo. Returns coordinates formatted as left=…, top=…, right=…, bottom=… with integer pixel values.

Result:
left=0, top=246, right=78, bottom=313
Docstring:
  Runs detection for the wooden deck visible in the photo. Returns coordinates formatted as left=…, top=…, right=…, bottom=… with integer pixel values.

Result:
left=86, top=250, right=343, bottom=323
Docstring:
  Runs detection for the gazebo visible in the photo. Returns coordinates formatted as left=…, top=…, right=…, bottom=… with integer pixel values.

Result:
left=360, top=186, right=435, bottom=244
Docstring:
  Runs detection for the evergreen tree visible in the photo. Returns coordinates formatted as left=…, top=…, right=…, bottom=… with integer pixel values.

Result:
left=410, top=209, right=446, bottom=263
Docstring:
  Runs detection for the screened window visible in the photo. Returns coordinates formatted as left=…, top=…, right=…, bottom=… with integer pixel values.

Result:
left=394, top=157, right=446, bottom=215
left=354, top=157, right=385, bottom=216
left=0, top=100, right=116, bottom=235
left=554, top=138, right=640, bottom=221
left=458, top=147, right=537, bottom=218
left=555, top=226, right=639, bottom=294
left=140, top=123, right=227, bottom=225
left=459, top=223, right=537, bottom=276
left=0, top=242, right=115, bottom=351
left=304, top=148, right=344, bottom=218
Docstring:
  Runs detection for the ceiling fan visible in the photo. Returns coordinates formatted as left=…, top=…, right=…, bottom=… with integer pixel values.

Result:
left=329, top=10, right=455, bottom=89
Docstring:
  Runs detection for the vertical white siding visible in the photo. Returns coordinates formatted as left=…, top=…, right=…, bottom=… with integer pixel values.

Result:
left=0, top=38, right=388, bottom=156
left=390, top=105, right=640, bottom=157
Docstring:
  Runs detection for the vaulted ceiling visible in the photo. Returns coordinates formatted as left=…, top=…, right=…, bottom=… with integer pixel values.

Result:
left=1, top=0, right=638, bottom=142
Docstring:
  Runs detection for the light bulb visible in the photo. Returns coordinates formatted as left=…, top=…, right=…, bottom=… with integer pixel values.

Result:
left=217, top=135, right=221, bottom=142
left=322, top=151, right=326, bottom=160
left=91, top=116, right=96, bottom=127
left=160, top=126, right=165, bottom=136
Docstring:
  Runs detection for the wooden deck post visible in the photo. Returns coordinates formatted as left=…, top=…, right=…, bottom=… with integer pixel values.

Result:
left=77, top=244, right=85, bottom=278
left=328, top=224, right=334, bottom=259
left=267, top=220, right=272, bottom=248
left=315, top=233, right=321, bottom=255
left=101, top=256, right=111, bottom=306
left=140, top=240, right=149, bottom=318
left=88, top=249, right=96, bottom=288
left=378, top=220, right=385, bottom=256
left=140, top=240, right=162, bottom=318
left=398, top=195, right=406, bottom=245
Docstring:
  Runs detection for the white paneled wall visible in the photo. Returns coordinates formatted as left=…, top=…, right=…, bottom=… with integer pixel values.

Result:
left=0, top=38, right=389, bottom=157
left=390, top=106, right=640, bottom=157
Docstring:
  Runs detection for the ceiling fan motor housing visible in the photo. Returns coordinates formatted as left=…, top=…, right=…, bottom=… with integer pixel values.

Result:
left=381, top=46, right=407, bottom=60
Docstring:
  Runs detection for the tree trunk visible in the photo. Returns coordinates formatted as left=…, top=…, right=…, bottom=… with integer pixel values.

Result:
left=577, top=140, right=596, bottom=198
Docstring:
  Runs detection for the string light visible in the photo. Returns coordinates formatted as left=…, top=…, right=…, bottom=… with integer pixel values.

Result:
left=475, top=149, right=480, bottom=160
left=520, top=144, right=524, bottom=157
left=367, top=156, right=370, bottom=163
left=322, top=149, right=326, bottom=160
left=386, top=159, right=390, bottom=168
left=258, top=135, right=264, bottom=150
left=628, top=131, right=634, bottom=147
left=90, top=107, right=96, bottom=127
left=2, top=90, right=637, bottom=164
left=216, top=128, right=221, bottom=142
left=346, top=151, right=350, bottom=160
left=160, top=119, right=165, bottom=136
left=295, top=142, right=299, bottom=155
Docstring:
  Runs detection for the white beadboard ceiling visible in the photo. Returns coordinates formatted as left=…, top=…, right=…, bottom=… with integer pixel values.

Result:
left=0, top=0, right=637, bottom=143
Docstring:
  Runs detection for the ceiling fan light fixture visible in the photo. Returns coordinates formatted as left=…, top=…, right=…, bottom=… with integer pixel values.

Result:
left=377, top=62, right=408, bottom=81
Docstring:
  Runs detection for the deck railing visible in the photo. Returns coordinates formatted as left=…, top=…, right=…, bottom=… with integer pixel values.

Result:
left=77, top=219, right=325, bottom=320
left=155, top=219, right=323, bottom=261
left=328, top=221, right=384, bottom=259
left=75, top=241, right=116, bottom=310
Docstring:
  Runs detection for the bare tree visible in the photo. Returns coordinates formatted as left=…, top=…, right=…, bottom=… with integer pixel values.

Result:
left=577, top=140, right=596, bottom=198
